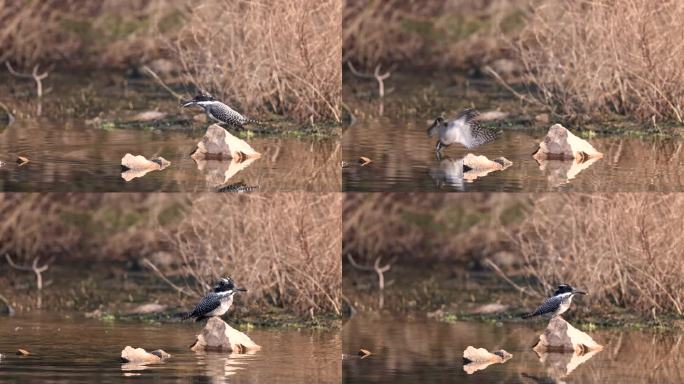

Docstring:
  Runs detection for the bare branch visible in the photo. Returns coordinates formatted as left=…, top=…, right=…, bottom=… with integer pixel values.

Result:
left=141, top=65, right=184, bottom=100
left=142, top=258, right=193, bottom=296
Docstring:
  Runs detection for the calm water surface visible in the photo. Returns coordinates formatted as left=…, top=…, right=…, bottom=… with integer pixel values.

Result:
left=343, top=121, right=684, bottom=192
left=0, top=314, right=340, bottom=383
left=343, top=315, right=684, bottom=383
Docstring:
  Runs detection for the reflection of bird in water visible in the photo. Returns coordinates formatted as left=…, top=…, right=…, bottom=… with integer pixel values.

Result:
left=427, top=109, right=498, bottom=158
left=521, top=372, right=562, bottom=384
left=429, top=157, right=466, bottom=190
left=182, top=92, right=262, bottom=129
left=183, top=277, right=247, bottom=322
left=216, top=181, right=259, bottom=193
left=522, top=284, right=587, bottom=319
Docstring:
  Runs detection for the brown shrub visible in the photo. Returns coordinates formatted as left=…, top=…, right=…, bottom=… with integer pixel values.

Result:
left=343, top=193, right=527, bottom=263
left=0, top=0, right=184, bottom=68
left=172, top=0, right=342, bottom=123
left=518, top=0, right=684, bottom=123
left=343, top=0, right=530, bottom=70
left=513, top=194, right=684, bottom=316
left=166, top=193, right=342, bottom=317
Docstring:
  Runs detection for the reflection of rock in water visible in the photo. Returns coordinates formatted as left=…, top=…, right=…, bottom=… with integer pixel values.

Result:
left=194, top=157, right=259, bottom=188
left=535, top=156, right=601, bottom=187
left=526, top=348, right=601, bottom=383
left=429, top=154, right=512, bottom=189
left=194, top=351, right=256, bottom=382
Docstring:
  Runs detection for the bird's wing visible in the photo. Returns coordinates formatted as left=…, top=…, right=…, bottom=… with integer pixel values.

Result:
left=455, top=108, right=480, bottom=123
left=468, top=125, right=498, bottom=148
left=530, top=295, right=563, bottom=317
left=189, top=293, right=221, bottom=318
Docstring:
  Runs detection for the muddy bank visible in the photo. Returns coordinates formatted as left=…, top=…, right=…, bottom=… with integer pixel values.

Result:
left=343, top=263, right=684, bottom=330
left=1, top=262, right=340, bottom=330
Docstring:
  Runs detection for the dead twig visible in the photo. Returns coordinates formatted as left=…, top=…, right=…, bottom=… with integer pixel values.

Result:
left=483, top=258, right=540, bottom=298
left=4, top=253, right=53, bottom=309
left=141, top=65, right=184, bottom=101
left=0, top=101, right=15, bottom=125
left=346, top=61, right=395, bottom=98
left=346, top=253, right=396, bottom=290
left=0, top=293, right=15, bottom=316
left=141, top=258, right=193, bottom=296
left=5, top=62, right=49, bottom=98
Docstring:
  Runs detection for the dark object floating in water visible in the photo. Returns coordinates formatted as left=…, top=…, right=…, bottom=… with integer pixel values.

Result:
left=16, top=156, right=30, bottom=166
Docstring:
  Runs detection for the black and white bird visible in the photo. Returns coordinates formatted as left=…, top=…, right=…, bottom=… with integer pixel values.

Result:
left=521, top=284, right=587, bottom=319
left=182, top=93, right=262, bottom=129
left=427, top=109, right=498, bottom=157
left=183, top=277, right=247, bottom=322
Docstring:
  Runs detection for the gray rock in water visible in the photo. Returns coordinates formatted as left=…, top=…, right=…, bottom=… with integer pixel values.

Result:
left=532, top=316, right=603, bottom=354
left=191, top=124, right=261, bottom=161
left=533, top=124, right=603, bottom=161
left=190, top=317, right=261, bottom=353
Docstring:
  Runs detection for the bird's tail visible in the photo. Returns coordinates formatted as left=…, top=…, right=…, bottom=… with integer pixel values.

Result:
left=179, top=311, right=193, bottom=321
left=245, top=118, right=265, bottom=127
left=521, top=312, right=536, bottom=319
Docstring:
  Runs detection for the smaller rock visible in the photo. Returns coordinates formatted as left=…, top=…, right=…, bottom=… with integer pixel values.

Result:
left=462, top=154, right=512, bottom=172
left=191, top=124, right=261, bottom=161
left=463, top=346, right=512, bottom=374
left=532, top=316, right=603, bottom=354
left=120, top=153, right=170, bottom=181
left=533, top=124, right=603, bottom=161
left=120, top=346, right=170, bottom=364
left=358, top=348, right=372, bottom=358
left=190, top=317, right=261, bottom=353
left=16, top=349, right=30, bottom=356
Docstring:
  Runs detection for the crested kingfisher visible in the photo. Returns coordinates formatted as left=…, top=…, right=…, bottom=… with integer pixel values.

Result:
left=182, top=92, right=262, bottom=129
left=427, top=109, right=498, bottom=158
left=184, top=277, right=247, bottom=322
left=521, top=284, right=587, bottom=319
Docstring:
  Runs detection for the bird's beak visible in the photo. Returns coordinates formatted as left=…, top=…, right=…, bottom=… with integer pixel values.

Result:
left=182, top=100, right=195, bottom=108
left=236, top=287, right=247, bottom=292
left=573, top=289, right=587, bottom=295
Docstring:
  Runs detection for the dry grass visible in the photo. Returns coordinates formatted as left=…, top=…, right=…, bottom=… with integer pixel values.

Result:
left=343, top=193, right=527, bottom=263
left=166, top=193, right=342, bottom=317
left=344, top=0, right=530, bottom=70
left=172, top=0, right=342, bottom=123
left=518, top=0, right=684, bottom=123
left=513, top=194, right=684, bottom=316
left=0, top=0, right=184, bottom=68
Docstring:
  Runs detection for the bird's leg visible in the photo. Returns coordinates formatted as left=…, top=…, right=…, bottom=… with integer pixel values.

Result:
left=435, top=141, right=443, bottom=161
